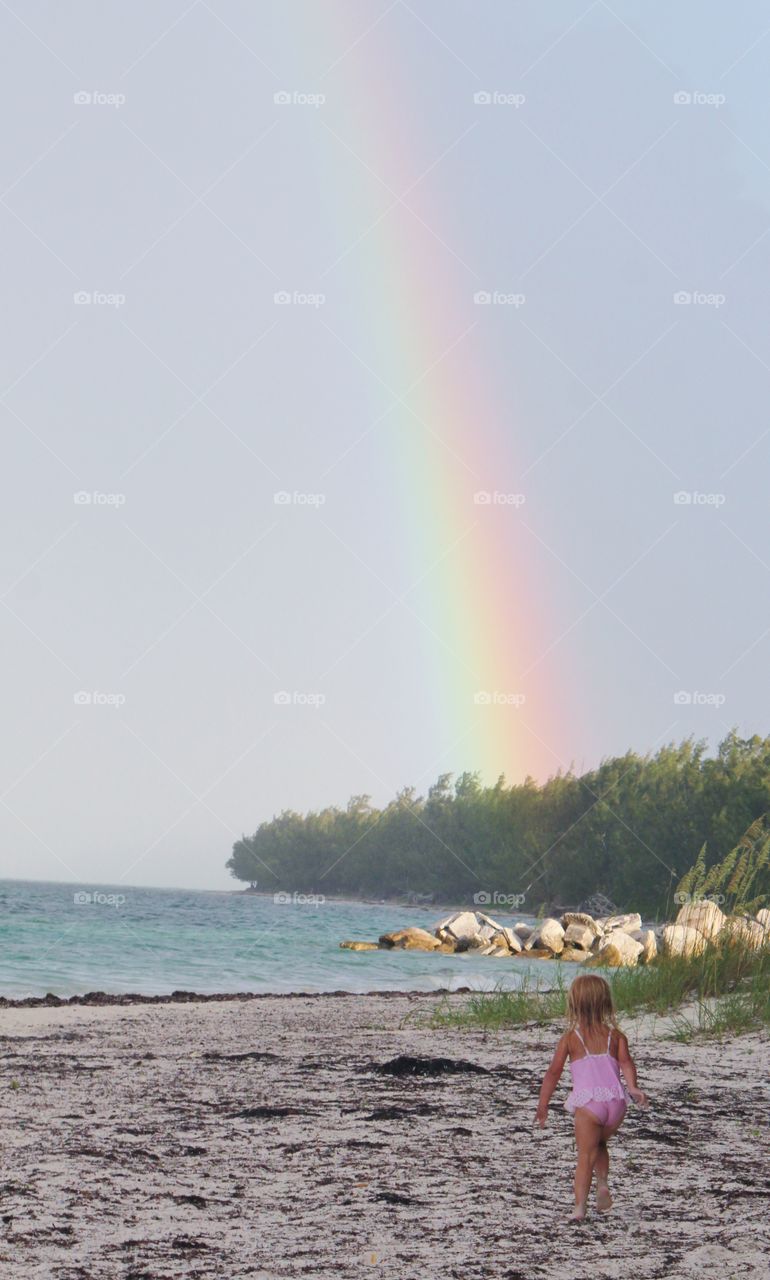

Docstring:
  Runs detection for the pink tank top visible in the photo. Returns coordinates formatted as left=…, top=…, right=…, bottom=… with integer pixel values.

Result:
left=564, top=1024, right=630, bottom=1113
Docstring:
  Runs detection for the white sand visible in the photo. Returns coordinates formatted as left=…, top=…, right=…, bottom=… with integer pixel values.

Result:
left=0, top=993, right=767, bottom=1279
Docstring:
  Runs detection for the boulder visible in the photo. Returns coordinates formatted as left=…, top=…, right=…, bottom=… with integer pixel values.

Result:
left=561, top=911, right=602, bottom=938
left=563, top=922, right=597, bottom=951
left=585, top=943, right=626, bottom=968
left=524, top=947, right=554, bottom=959
left=378, top=927, right=441, bottom=951
left=340, top=940, right=378, bottom=951
left=597, top=913, right=642, bottom=934
left=513, top=923, right=533, bottom=941
left=559, top=947, right=588, bottom=962
left=631, top=928, right=657, bottom=964
left=496, top=927, right=522, bottom=954
left=476, top=911, right=505, bottom=932
left=528, top=917, right=564, bottom=955
left=661, top=924, right=706, bottom=957
left=675, top=899, right=724, bottom=941
left=722, top=916, right=766, bottom=950
left=598, top=929, right=643, bottom=965
left=437, top=916, right=486, bottom=947
left=441, top=911, right=485, bottom=944
left=756, top=907, right=770, bottom=937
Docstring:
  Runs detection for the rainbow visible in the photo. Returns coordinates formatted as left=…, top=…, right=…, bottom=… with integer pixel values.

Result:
left=275, top=6, right=571, bottom=784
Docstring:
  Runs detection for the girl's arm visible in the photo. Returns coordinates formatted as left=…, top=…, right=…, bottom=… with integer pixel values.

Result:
left=535, top=1033, right=570, bottom=1127
left=617, top=1032, right=648, bottom=1105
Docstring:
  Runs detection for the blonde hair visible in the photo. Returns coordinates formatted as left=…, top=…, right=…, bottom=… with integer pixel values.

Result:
left=567, top=974, right=619, bottom=1033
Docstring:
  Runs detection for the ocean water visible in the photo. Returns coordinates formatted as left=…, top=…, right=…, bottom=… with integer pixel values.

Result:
left=0, top=879, right=554, bottom=998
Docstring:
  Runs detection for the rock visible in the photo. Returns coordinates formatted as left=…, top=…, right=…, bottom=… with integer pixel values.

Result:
left=476, top=923, right=500, bottom=944
left=585, top=944, right=625, bottom=968
left=722, top=916, right=766, bottom=949
left=675, top=900, right=724, bottom=941
left=340, top=940, right=378, bottom=951
left=441, top=911, right=484, bottom=944
left=563, top=922, right=597, bottom=951
left=476, top=911, right=505, bottom=932
left=561, top=911, right=602, bottom=937
left=513, top=923, right=533, bottom=941
left=435, top=940, right=456, bottom=953
left=528, top=918, right=564, bottom=955
left=661, top=924, right=706, bottom=957
left=523, top=947, right=554, bottom=959
left=598, top=930, right=643, bottom=965
left=495, top=927, right=522, bottom=954
left=756, top=908, right=770, bottom=937
left=597, top=913, right=642, bottom=934
left=378, top=927, right=441, bottom=951
left=631, top=929, right=657, bottom=964
left=559, top=947, right=588, bottom=962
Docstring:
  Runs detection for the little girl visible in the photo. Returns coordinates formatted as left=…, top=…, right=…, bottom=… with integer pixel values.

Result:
left=535, top=974, right=647, bottom=1220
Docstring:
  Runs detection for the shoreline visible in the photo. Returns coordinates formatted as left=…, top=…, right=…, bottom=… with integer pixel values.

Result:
left=0, top=986, right=483, bottom=1010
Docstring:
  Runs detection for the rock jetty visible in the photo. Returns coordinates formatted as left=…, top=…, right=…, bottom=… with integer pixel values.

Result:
left=340, top=898, right=770, bottom=967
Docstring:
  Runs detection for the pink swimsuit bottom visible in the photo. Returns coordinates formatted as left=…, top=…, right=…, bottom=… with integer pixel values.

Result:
left=565, top=1025, right=629, bottom=1128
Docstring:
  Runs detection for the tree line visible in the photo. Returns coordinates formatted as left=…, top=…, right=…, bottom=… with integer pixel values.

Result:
left=226, top=732, right=770, bottom=917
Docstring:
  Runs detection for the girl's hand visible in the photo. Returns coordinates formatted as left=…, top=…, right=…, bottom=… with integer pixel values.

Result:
left=628, top=1085, right=648, bottom=1107
left=535, top=1104, right=548, bottom=1128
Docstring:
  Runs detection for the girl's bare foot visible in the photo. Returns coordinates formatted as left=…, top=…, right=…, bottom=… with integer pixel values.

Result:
left=571, top=1203, right=587, bottom=1221
left=596, top=1182, right=612, bottom=1212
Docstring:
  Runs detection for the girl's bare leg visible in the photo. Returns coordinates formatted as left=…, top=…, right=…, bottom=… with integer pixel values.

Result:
left=594, top=1121, right=623, bottom=1210
left=572, top=1110, right=602, bottom=1219
left=594, top=1141, right=611, bottom=1210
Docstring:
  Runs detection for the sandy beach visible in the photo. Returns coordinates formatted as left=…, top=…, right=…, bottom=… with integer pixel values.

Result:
left=1, top=992, right=768, bottom=1280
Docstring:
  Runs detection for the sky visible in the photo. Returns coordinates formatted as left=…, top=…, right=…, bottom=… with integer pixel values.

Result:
left=1, top=0, right=769, bottom=890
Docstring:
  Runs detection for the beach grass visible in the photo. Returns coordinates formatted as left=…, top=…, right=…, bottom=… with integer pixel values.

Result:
left=425, top=938, right=770, bottom=1037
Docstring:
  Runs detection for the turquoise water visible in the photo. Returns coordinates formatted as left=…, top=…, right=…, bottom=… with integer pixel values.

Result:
left=0, top=880, right=550, bottom=998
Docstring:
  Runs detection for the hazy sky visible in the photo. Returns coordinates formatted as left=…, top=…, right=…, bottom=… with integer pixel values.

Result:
left=2, top=1, right=769, bottom=890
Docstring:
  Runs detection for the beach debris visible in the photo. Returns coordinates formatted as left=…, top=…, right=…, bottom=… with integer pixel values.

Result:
left=371, top=1055, right=489, bottom=1077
